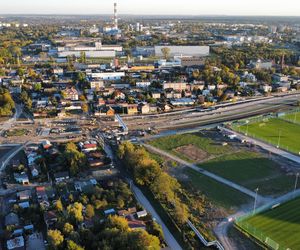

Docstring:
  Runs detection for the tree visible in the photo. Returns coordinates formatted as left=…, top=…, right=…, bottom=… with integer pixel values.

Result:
left=48, top=229, right=64, bottom=248
left=20, top=90, right=32, bottom=110
left=174, top=200, right=189, bottom=225
left=85, top=204, right=95, bottom=219
left=55, top=199, right=63, bottom=212
left=79, top=51, right=87, bottom=64
left=161, top=47, right=171, bottom=60
left=67, top=202, right=84, bottom=223
left=81, top=103, right=89, bottom=113
left=147, top=221, right=164, bottom=241
left=151, top=172, right=179, bottom=203
left=0, top=88, right=15, bottom=117
left=61, top=142, right=87, bottom=176
left=63, top=223, right=74, bottom=235
left=67, top=240, right=84, bottom=250
left=94, top=199, right=108, bottom=210
left=34, top=82, right=42, bottom=92
left=128, top=230, right=160, bottom=250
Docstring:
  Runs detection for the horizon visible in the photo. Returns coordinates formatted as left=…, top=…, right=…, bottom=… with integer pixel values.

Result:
left=1, top=0, right=300, bottom=16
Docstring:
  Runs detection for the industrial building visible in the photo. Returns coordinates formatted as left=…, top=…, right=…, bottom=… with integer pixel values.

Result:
left=155, top=46, right=210, bottom=57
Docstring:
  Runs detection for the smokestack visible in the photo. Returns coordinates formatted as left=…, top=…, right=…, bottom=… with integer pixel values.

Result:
left=114, top=3, right=118, bottom=29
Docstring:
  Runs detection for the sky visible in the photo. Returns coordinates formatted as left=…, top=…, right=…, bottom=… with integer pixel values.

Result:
left=0, top=0, right=300, bottom=16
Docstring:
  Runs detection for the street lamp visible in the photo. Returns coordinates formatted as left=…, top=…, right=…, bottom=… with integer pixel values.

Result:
left=294, top=173, right=299, bottom=197
left=277, top=130, right=282, bottom=148
left=246, top=123, right=249, bottom=136
left=253, top=187, right=259, bottom=214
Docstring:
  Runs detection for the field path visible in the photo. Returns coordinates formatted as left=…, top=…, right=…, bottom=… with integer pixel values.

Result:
left=143, top=143, right=268, bottom=202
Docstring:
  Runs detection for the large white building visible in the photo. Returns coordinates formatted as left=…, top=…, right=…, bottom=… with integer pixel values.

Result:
left=89, top=72, right=125, bottom=81
left=57, top=41, right=122, bottom=58
left=155, top=46, right=210, bottom=57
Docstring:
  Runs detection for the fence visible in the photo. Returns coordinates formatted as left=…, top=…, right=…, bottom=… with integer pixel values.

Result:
left=278, top=108, right=300, bottom=126
left=235, top=189, right=300, bottom=250
left=187, top=220, right=224, bottom=250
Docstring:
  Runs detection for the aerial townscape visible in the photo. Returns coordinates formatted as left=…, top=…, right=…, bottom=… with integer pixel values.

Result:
left=0, top=1, right=300, bottom=250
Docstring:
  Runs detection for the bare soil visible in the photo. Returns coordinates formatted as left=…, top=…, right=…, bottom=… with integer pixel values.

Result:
left=174, top=144, right=209, bottom=162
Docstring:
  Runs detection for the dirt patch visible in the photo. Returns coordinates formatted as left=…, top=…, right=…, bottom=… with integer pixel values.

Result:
left=174, top=144, right=209, bottom=162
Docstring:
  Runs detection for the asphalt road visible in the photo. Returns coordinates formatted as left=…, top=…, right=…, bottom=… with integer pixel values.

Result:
left=131, top=183, right=182, bottom=250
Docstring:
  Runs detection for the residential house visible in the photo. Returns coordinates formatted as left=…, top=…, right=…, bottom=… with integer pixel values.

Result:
left=7, top=236, right=25, bottom=250
left=151, top=92, right=161, bottom=99
left=64, top=88, right=79, bottom=101
left=5, top=213, right=20, bottom=227
left=26, top=233, right=45, bottom=250
left=136, top=210, right=148, bottom=219
left=14, top=173, right=29, bottom=185
left=139, top=104, right=150, bottom=114
left=163, top=82, right=187, bottom=91
left=54, top=171, right=70, bottom=183
left=272, top=73, right=289, bottom=83
left=17, top=190, right=31, bottom=201
left=44, top=211, right=58, bottom=229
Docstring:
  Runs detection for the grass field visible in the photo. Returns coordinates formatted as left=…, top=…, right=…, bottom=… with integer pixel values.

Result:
left=199, top=151, right=295, bottom=196
left=184, top=168, right=251, bottom=209
left=150, top=132, right=294, bottom=196
left=233, top=118, right=300, bottom=154
left=237, top=198, right=300, bottom=249
left=149, top=132, right=232, bottom=162
left=282, top=111, right=300, bottom=124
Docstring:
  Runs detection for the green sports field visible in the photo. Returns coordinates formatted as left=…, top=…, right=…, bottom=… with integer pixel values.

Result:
left=237, top=198, right=300, bottom=250
left=282, top=111, right=300, bottom=124
left=199, top=151, right=295, bottom=196
left=233, top=118, right=300, bottom=154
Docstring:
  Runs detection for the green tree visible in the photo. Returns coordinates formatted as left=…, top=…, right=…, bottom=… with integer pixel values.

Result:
left=34, top=82, right=42, bottom=92
left=61, top=142, right=87, bottom=176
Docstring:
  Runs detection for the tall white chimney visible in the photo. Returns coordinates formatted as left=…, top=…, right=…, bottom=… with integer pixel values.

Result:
left=114, top=3, right=118, bottom=29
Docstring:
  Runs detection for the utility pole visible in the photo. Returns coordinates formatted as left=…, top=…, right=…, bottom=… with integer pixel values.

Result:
left=294, top=173, right=299, bottom=197
left=246, top=123, right=249, bottom=136
left=253, top=187, right=259, bottom=214
left=277, top=130, right=282, bottom=148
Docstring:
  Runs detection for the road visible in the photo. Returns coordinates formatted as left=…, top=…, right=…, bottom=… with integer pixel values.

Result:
left=0, top=104, right=23, bottom=135
left=0, top=142, right=29, bottom=189
left=100, top=137, right=182, bottom=250
left=131, top=182, right=182, bottom=250
left=143, top=143, right=267, bottom=202
left=123, top=93, right=299, bottom=130
left=220, top=127, right=300, bottom=165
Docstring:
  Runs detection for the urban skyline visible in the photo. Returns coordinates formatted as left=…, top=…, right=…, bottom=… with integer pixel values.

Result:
left=1, top=0, right=300, bottom=16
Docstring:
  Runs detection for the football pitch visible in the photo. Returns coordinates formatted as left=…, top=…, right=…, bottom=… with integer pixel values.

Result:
left=233, top=118, right=300, bottom=154
left=236, top=198, right=300, bottom=250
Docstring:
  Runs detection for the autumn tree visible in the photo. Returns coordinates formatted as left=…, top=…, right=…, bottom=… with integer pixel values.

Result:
left=67, top=202, right=84, bottom=223
left=161, top=47, right=171, bottom=60
left=48, top=229, right=64, bottom=249
left=67, top=240, right=84, bottom=250
left=63, top=222, right=74, bottom=235
left=85, top=204, right=95, bottom=219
